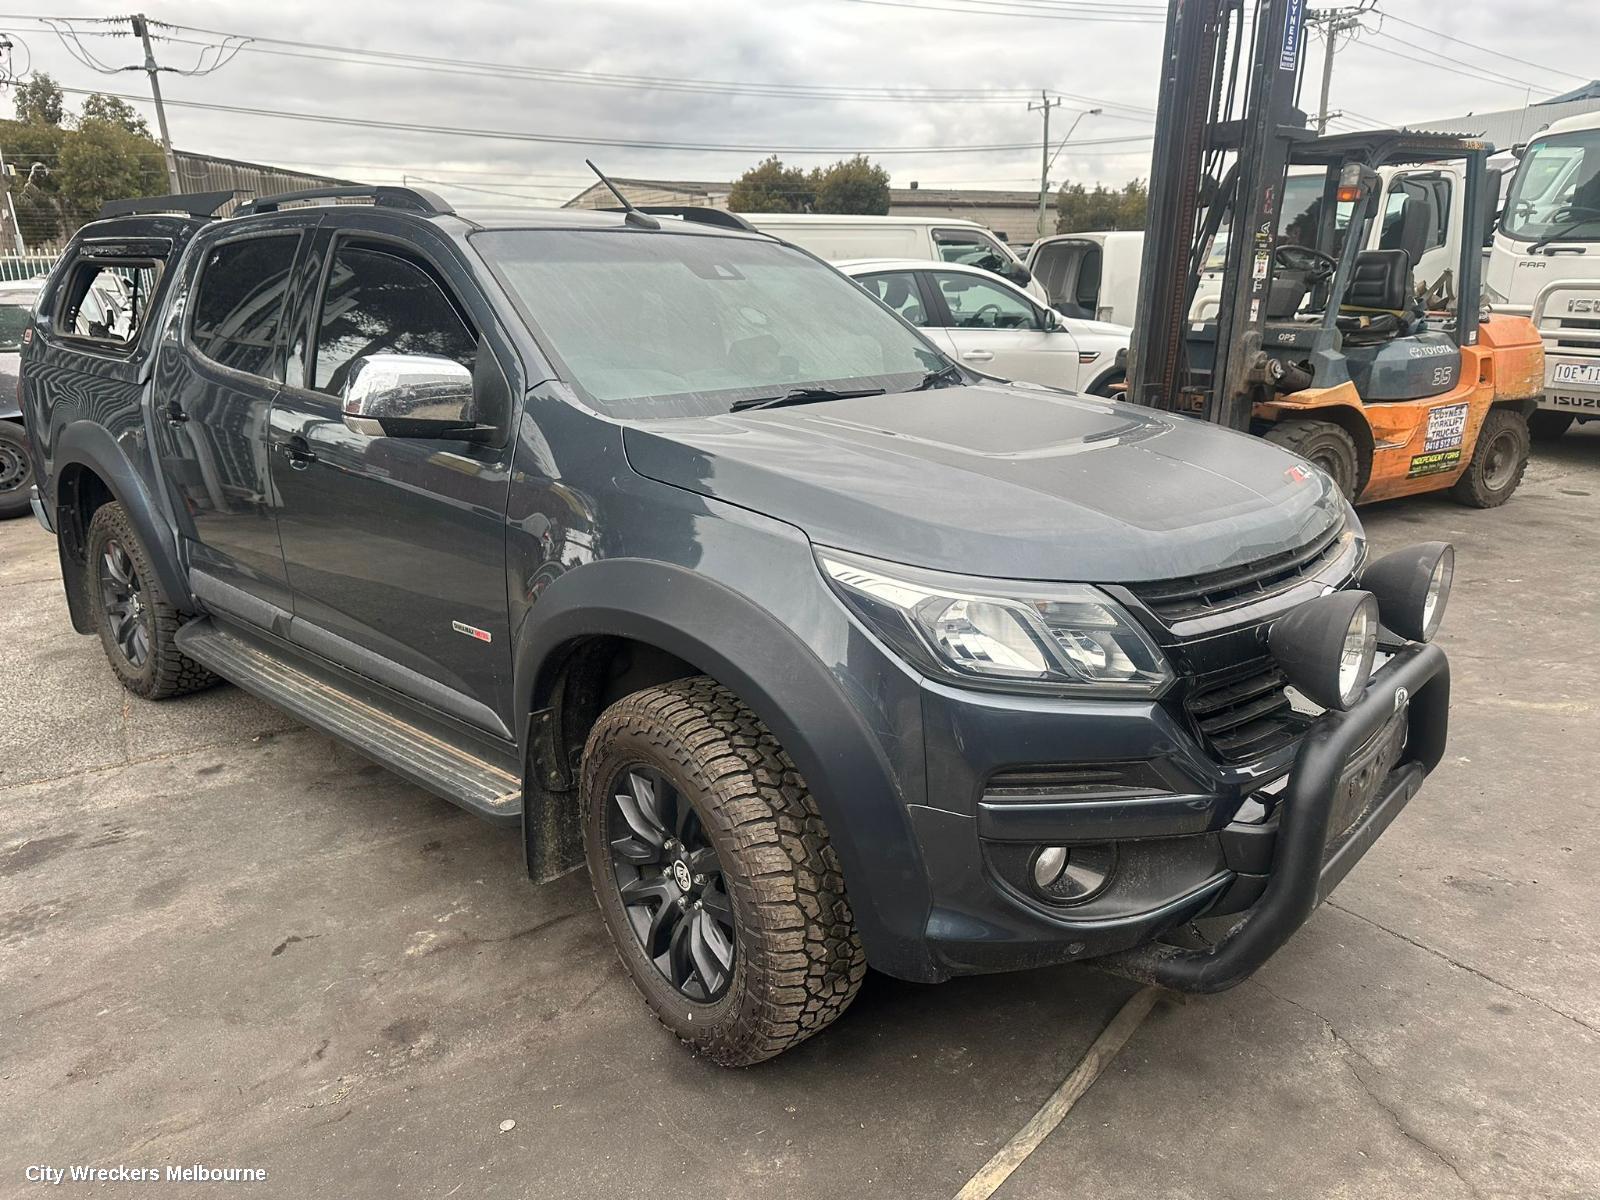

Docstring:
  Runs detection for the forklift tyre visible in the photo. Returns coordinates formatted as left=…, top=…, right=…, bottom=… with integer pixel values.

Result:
left=1451, top=408, right=1529, bottom=509
left=1263, top=420, right=1359, bottom=500
left=1528, top=411, right=1574, bottom=443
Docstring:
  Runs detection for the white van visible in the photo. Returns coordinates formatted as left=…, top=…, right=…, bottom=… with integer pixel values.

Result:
left=743, top=213, right=1047, bottom=302
left=1024, top=231, right=1145, bottom=325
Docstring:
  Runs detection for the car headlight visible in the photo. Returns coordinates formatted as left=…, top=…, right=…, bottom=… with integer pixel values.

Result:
left=817, top=548, right=1174, bottom=696
left=1268, top=590, right=1379, bottom=711
left=1360, top=542, right=1453, bottom=643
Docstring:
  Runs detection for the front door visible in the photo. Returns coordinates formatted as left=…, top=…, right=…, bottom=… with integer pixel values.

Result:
left=928, top=269, right=1082, bottom=389
left=268, top=214, right=519, bottom=737
left=153, top=225, right=313, bottom=617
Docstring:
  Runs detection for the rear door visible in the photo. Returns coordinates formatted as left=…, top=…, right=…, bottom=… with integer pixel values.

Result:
left=268, top=211, right=521, bottom=737
left=152, top=220, right=315, bottom=619
left=926, top=269, right=1082, bottom=388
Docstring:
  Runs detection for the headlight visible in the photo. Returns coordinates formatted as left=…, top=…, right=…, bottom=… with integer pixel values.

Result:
left=1360, top=542, right=1453, bottom=642
left=1268, top=590, right=1379, bottom=711
left=817, top=548, right=1173, bottom=696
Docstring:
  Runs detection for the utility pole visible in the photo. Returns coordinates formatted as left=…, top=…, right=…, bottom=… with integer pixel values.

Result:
left=1306, top=4, right=1370, bottom=134
left=1029, top=91, right=1063, bottom=239
left=131, top=13, right=181, bottom=193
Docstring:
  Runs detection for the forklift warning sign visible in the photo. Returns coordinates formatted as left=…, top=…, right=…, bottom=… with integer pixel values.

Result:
left=1409, top=403, right=1470, bottom=477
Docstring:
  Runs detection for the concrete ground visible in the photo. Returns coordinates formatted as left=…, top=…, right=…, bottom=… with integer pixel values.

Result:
left=3, top=427, right=1598, bottom=1199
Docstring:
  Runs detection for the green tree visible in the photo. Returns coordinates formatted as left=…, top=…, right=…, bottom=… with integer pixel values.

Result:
left=14, top=73, right=65, bottom=126
left=0, top=117, right=68, bottom=244
left=1056, top=178, right=1148, bottom=233
left=80, top=93, right=150, bottom=137
left=812, top=155, right=890, bottom=215
left=728, top=156, right=814, bottom=213
left=54, top=118, right=166, bottom=226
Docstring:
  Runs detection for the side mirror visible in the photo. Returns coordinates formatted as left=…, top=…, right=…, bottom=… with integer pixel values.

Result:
left=1005, top=262, right=1034, bottom=287
left=1040, top=306, right=1063, bottom=331
left=342, top=354, right=489, bottom=440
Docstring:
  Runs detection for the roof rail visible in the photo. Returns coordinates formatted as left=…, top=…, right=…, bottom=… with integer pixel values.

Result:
left=233, top=185, right=455, bottom=218
left=96, top=190, right=238, bottom=220
left=604, top=205, right=756, bottom=233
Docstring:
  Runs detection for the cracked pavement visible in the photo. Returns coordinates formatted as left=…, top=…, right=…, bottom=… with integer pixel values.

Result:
left=2, top=425, right=1598, bottom=1199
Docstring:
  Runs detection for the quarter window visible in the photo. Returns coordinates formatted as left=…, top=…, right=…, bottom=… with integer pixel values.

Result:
left=933, top=272, right=1039, bottom=330
left=59, top=261, right=159, bottom=347
left=859, top=272, right=930, bottom=327
left=313, top=244, right=476, bottom=395
left=191, top=235, right=300, bottom=378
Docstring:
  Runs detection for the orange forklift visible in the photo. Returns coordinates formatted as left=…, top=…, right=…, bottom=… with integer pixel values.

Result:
left=1125, top=0, right=1544, bottom=507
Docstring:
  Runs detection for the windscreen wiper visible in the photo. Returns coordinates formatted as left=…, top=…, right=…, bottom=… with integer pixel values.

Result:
left=1529, top=211, right=1600, bottom=254
left=729, top=385, right=886, bottom=413
left=912, top=361, right=964, bottom=390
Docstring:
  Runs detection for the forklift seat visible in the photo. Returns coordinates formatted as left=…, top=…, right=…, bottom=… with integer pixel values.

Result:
left=1338, top=249, right=1424, bottom=344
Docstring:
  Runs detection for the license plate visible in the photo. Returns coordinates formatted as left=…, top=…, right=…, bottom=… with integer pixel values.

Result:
left=1326, top=707, right=1408, bottom=844
left=1551, top=360, right=1600, bottom=385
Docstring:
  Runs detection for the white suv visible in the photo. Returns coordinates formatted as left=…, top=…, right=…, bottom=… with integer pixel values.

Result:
left=841, top=258, right=1129, bottom=395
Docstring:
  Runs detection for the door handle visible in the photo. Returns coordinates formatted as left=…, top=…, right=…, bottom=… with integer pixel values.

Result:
left=163, top=400, right=188, bottom=425
left=278, top=435, right=317, bottom=469
left=962, top=350, right=995, bottom=362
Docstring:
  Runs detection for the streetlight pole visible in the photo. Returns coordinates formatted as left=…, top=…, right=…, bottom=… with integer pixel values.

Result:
left=1029, top=91, right=1062, bottom=240
left=1040, top=106, right=1102, bottom=237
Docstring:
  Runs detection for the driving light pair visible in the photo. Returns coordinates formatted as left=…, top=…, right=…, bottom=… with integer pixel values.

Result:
left=817, top=549, right=1173, bottom=696
left=1268, top=543, right=1453, bottom=712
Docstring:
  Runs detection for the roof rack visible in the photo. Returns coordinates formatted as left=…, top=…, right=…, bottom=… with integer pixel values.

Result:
left=96, top=190, right=239, bottom=221
left=603, top=205, right=756, bottom=233
left=233, top=185, right=454, bottom=218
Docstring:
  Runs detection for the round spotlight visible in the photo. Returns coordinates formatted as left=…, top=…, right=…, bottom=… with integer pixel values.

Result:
left=1269, top=590, right=1380, bottom=711
left=1360, top=542, right=1455, bottom=643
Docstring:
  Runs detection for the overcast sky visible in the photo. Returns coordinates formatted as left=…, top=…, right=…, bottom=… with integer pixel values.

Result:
left=8, top=0, right=1596, bottom=208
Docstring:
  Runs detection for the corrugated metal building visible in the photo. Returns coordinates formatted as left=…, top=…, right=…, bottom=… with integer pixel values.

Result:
left=171, top=150, right=357, bottom=214
left=564, top=178, right=1042, bottom=243
left=1409, top=84, right=1600, bottom=149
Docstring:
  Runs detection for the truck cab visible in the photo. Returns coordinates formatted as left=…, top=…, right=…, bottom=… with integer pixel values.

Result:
left=1483, top=111, right=1600, bottom=439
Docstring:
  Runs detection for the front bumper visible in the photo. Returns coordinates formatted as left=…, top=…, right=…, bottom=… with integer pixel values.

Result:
left=908, top=642, right=1449, bottom=985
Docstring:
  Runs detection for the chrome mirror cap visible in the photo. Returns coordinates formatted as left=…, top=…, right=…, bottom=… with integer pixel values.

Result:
left=341, top=353, right=474, bottom=437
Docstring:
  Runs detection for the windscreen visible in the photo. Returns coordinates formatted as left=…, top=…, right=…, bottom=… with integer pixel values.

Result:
left=476, top=230, right=947, bottom=419
left=1501, top=130, right=1600, bottom=244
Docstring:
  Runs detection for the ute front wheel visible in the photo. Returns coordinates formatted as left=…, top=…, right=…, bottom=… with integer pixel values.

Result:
left=581, top=677, right=866, bottom=1066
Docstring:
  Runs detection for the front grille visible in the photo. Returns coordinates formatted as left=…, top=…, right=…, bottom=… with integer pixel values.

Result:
left=1185, top=658, right=1313, bottom=764
left=1130, top=522, right=1348, bottom=622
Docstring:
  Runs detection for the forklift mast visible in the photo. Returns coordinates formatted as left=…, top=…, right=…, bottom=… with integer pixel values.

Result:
left=1128, top=0, right=1312, bottom=427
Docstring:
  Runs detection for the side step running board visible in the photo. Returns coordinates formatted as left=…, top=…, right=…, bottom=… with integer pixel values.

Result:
left=176, top=617, right=523, bottom=823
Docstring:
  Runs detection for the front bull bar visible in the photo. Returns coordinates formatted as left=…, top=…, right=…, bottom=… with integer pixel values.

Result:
left=1103, top=641, right=1450, bottom=993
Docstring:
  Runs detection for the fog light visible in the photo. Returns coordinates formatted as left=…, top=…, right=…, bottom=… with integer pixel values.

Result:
left=1030, top=843, right=1116, bottom=904
left=1033, top=845, right=1069, bottom=889
left=1361, top=542, right=1454, bottom=642
left=1269, top=590, right=1380, bottom=711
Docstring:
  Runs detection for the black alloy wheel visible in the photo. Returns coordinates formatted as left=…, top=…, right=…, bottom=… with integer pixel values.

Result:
left=0, top=422, right=32, bottom=518
left=605, top=763, right=736, bottom=1002
left=99, top=536, right=152, bottom=669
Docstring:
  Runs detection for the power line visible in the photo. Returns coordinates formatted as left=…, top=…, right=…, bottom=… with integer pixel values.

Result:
left=837, top=0, right=1165, bottom=21
left=1351, top=34, right=1558, bottom=98
left=56, top=85, right=1155, bottom=157
left=1373, top=12, right=1589, bottom=85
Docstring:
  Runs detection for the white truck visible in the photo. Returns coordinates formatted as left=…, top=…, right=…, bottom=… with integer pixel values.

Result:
left=1483, top=110, right=1600, bottom=440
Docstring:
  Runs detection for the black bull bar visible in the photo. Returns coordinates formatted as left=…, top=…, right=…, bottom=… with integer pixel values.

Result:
left=1104, top=641, right=1450, bottom=993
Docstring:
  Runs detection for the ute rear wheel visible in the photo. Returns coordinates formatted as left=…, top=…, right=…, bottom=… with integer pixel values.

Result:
left=1528, top=411, right=1574, bottom=442
left=1263, top=419, right=1360, bottom=500
left=582, top=677, right=866, bottom=1066
left=0, top=421, right=32, bottom=519
left=1451, top=408, right=1529, bottom=509
left=85, top=503, right=217, bottom=699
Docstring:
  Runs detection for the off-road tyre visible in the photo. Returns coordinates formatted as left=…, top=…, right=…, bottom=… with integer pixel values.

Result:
left=1451, top=407, right=1529, bottom=509
left=0, top=420, right=33, bottom=519
left=1263, top=419, right=1361, bottom=500
left=85, top=502, right=217, bottom=699
left=582, top=676, right=866, bottom=1066
left=1528, top=411, right=1574, bottom=443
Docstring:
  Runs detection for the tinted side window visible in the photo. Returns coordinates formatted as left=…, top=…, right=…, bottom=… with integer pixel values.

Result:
left=191, top=235, right=299, bottom=378
left=314, top=244, right=475, bottom=395
left=59, top=262, right=160, bottom=347
left=859, top=272, right=930, bottom=327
